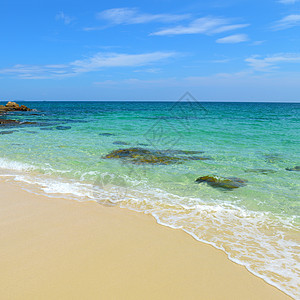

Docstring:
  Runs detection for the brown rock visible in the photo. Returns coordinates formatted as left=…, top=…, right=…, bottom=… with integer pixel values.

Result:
left=6, top=101, right=20, bottom=109
left=0, top=119, right=20, bottom=125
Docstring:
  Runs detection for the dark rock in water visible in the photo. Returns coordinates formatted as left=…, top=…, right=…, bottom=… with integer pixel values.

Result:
left=137, top=143, right=150, bottom=146
left=0, top=130, right=15, bottom=135
left=0, top=119, right=36, bottom=126
left=263, top=153, right=282, bottom=163
left=286, top=166, right=300, bottom=172
left=103, top=147, right=182, bottom=165
left=185, top=156, right=212, bottom=161
left=56, top=126, right=71, bottom=130
left=113, top=141, right=130, bottom=145
left=0, top=119, right=20, bottom=126
left=40, top=127, right=54, bottom=131
left=244, top=169, right=276, bottom=175
left=99, top=133, right=114, bottom=136
left=195, top=175, right=247, bottom=190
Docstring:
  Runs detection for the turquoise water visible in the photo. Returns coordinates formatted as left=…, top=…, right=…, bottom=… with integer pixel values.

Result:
left=0, top=101, right=299, bottom=298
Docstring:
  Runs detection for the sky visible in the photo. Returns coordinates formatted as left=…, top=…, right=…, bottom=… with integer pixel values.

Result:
left=0, top=0, right=300, bottom=101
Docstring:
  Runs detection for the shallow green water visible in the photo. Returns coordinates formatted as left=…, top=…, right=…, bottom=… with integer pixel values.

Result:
left=0, top=100, right=299, bottom=298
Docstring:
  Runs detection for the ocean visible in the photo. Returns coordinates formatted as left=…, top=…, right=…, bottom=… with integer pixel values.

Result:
left=0, top=100, right=299, bottom=298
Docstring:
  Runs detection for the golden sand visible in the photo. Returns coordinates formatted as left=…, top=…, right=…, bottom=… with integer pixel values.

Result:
left=0, top=180, right=291, bottom=299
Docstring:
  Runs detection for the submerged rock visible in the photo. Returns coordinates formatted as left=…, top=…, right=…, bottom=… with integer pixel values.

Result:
left=103, top=147, right=182, bottom=165
left=244, top=169, right=276, bottom=175
left=103, top=147, right=212, bottom=165
left=185, top=156, right=212, bottom=161
left=263, top=153, right=282, bottom=163
left=56, top=126, right=71, bottom=130
left=99, top=133, right=114, bottom=136
left=113, top=141, right=130, bottom=145
left=40, top=127, right=54, bottom=131
left=286, top=166, right=300, bottom=172
left=0, top=130, right=15, bottom=135
left=0, top=119, right=20, bottom=126
left=0, top=119, right=36, bottom=127
left=195, top=175, right=247, bottom=190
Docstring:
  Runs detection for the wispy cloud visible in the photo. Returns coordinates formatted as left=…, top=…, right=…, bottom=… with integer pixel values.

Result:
left=151, top=17, right=249, bottom=36
left=0, top=52, right=176, bottom=79
left=277, top=0, right=299, bottom=4
left=272, top=14, right=300, bottom=30
left=245, top=53, right=300, bottom=71
left=56, top=11, right=74, bottom=25
left=97, top=7, right=190, bottom=25
left=216, top=34, right=249, bottom=44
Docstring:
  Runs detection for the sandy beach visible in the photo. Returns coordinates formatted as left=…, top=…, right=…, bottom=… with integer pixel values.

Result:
left=0, top=179, right=291, bottom=299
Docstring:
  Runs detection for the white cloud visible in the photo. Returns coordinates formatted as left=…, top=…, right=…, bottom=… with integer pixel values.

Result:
left=0, top=52, right=176, bottom=79
left=97, top=8, right=189, bottom=25
left=56, top=11, right=74, bottom=25
left=151, top=17, right=249, bottom=36
left=70, top=52, right=176, bottom=73
left=216, top=34, right=249, bottom=43
left=245, top=53, right=300, bottom=71
left=272, top=14, right=300, bottom=30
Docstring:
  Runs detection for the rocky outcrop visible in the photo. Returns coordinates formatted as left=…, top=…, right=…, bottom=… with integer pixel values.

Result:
left=195, top=175, right=247, bottom=190
left=0, top=101, right=32, bottom=113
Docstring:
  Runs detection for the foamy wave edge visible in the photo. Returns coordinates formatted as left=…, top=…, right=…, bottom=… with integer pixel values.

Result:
left=0, top=158, right=298, bottom=299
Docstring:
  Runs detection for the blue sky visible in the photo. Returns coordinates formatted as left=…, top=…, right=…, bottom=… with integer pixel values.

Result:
left=1, top=0, right=300, bottom=101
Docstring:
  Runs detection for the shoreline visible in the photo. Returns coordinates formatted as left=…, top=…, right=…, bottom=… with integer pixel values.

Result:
left=0, top=178, right=292, bottom=299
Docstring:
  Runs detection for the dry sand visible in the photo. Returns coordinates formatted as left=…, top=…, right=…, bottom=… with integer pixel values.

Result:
left=0, top=180, right=291, bottom=299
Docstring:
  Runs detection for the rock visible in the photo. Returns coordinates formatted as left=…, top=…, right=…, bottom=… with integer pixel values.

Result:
left=19, top=105, right=31, bottom=111
left=0, top=130, right=15, bottom=135
left=40, top=127, right=54, bottom=131
left=0, top=102, right=32, bottom=112
left=6, top=101, right=20, bottom=109
left=286, top=166, right=300, bottom=172
left=103, top=147, right=212, bottom=165
left=263, top=153, right=281, bottom=163
left=0, top=119, right=36, bottom=126
left=99, top=133, right=114, bottom=136
left=244, top=169, right=276, bottom=174
left=103, top=147, right=182, bottom=165
left=56, top=126, right=71, bottom=130
left=195, top=175, right=247, bottom=190
left=113, top=141, right=130, bottom=145
left=0, top=119, right=20, bottom=126
left=185, top=156, right=212, bottom=161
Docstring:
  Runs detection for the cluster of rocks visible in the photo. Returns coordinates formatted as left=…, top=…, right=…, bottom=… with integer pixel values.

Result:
left=103, top=147, right=211, bottom=165
left=0, top=101, right=32, bottom=112
left=0, top=102, right=35, bottom=130
left=102, top=145, right=299, bottom=191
